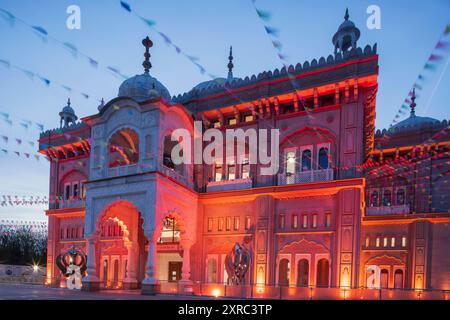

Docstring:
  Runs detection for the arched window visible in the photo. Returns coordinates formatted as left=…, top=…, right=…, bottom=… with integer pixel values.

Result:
left=316, top=259, right=329, bottom=287
left=370, top=191, right=379, bottom=207
left=301, top=150, right=312, bottom=171
left=163, top=134, right=184, bottom=175
left=158, top=217, right=180, bottom=243
left=285, top=151, right=296, bottom=181
left=318, top=147, right=329, bottom=170
left=102, top=259, right=108, bottom=284
left=394, top=270, right=404, bottom=289
left=108, top=128, right=139, bottom=168
left=396, top=189, right=405, bottom=205
left=380, top=269, right=389, bottom=288
left=383, top=190, right=392, bottom=206
left=278, top=259, right=290, bottom=286
left=297, top=259, right=309, bottom=287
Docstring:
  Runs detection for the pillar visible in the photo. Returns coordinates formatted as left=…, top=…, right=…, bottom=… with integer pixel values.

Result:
left=180, top=240, right=193, bottom=283
left=123, top=242, right=139, bottom=289
left=141, top=233, right=159, bottom=295
left=179, top=239, right=194, bottom=294
left=82, top=235, right=100, bottom=291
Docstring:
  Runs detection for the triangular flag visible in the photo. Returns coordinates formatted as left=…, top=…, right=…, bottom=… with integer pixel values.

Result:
left=120, top=1, right=131, bottom=12
left=256, top=8, right=271, bottom=21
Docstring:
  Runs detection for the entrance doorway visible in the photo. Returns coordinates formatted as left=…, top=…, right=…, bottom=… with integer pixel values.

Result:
left=168, top=261, right=182, bottom=282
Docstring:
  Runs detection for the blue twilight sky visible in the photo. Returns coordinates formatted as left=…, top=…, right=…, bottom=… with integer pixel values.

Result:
left=0, top=0, right=449, bottom=221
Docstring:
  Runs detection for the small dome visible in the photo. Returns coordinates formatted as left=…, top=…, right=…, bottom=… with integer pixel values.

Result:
left=192, top=46, right=239, bottom=92
left=60, top=98, right=76, bottom=116
left=390, top=89, right=439, bottom=133
left=391, top=115, right=439, bottom=131
left=193, top=77, right=239, bottom=91
left=332, top=8, right=360, bottom=53
left=118, top=73, right=171, bottom=102
left=62, top=105, right=75, bottom=114
left=337, top=19, right=356, bottom=31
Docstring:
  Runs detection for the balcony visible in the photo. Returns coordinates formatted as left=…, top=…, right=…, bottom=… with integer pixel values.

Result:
left=278, top=169, right=334, bottom=185
left=365, top=204, right=410, bottom=216
left=158, top=164, right=193, bottom=189
left=107, top=164, right=138, bottom=177
left=49, top=198, right=86, bottom=210
left=206, top=178, right=253, bottom=192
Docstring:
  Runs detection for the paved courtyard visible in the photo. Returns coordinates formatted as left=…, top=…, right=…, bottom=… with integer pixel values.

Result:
left=0, top=283, right=209, bottom=300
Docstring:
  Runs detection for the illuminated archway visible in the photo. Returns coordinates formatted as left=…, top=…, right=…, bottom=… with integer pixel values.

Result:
left=108, top=128, right=139, bottom=168
left=297, top=259, right=309, bottom=287
left=316, top=259, right=329, bottom=287
left=278, top=259, right=289, bottom=286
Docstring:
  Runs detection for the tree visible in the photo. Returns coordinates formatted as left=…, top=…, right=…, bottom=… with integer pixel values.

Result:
left=0, top=226, right=47, bottom=266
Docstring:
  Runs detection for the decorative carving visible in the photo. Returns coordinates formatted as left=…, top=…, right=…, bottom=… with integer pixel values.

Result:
left=224, top=242, right=251, bottom=285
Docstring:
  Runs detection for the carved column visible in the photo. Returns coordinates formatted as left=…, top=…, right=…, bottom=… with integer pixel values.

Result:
left=335, top=83, right=340, bottom=104
left=344, top=80, right=350, bottom=103
left=82, top=235, right=100, bottom=291
left=142, top=233, right=159, bottom=295
left=313, top=88, right=319, bottom=109
left=293, top=93, right=299, bottom=112
left=123, top=242, right=138, bottom=289
left=353, top=79, right=359, bottom=101
left=180, top=239, right=193, bottom=295
left=233, top=106, right=240, bottom=124
left=274, top=97, right=280, bottom=115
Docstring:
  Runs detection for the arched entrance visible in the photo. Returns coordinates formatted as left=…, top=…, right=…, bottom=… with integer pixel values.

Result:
left=297, top=259, right=309, bottom=287
left=394, top=269, right=404, bottom=289
left=95, top=200, right=145, bottom=290
left=380, top=269, right=389, bottom=288
left=278, top=259, right=290, bottom=286
left=316, top=259, right=329, bottom=287
left=154, top=211, right=192, bottom=285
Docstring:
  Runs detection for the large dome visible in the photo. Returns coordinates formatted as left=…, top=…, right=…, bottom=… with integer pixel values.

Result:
left=118, top=73, right=171, bottom=103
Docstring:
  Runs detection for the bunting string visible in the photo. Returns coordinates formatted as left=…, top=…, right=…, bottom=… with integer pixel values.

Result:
left=0, top=195, right=49, bottom=207
left=387, top=24, right=450, bottom=131
left=0, top=57, right=98, bottom=101
left=0, top=7, right=130, bottom=81
left=0, top=109, right=45, bottom=131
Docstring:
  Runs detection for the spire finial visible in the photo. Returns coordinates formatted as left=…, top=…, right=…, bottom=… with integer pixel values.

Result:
left=142, top=36, right=153, bottom=74
left=410, top=88, right=417, bottom=117
left=227, top=46, right=234, bottom=80
left=344, top=8, right=349, bottom=21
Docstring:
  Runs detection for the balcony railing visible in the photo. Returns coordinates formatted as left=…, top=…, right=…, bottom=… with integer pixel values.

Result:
left=206, top=178, right=253, bottom=192
left=278, top=169, right=334, bottom=185
left=366, top=204, right=410, bottom=216
left=107, top=164, right=138, bottom=177
left=49, top=198, right=86, bottom=209
left=158, top=164, right=193, bottom=189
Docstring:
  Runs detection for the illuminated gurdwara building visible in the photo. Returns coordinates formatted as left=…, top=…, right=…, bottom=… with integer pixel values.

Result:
left=38, top=11, right=449, bottom=297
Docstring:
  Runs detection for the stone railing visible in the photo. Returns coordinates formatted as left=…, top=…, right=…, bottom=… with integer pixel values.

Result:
left=158, top=164, right=193, bottom=189
left=49, top=198, right=86, bottom=210
left=107, top=164, right=139, bottom=178
left=366, top=204, right=411, bottom=216
left=206, top=178, right=253, bottom=192
left=278, top=169, right=334, bottom=185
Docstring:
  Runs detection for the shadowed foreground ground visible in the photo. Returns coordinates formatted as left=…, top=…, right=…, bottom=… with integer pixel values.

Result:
left=0, top=283, right=213, bottom=300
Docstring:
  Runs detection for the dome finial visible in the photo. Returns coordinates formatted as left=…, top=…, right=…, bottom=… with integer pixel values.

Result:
left=227, top=46, right=234, bottom=81
left=67, top=98, right=71, bottom=106
left=410, top=88, right=417, bottom=117
left=344, top=8, right=349, bottom=21
left=142, top=36, right=153, bottom=74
